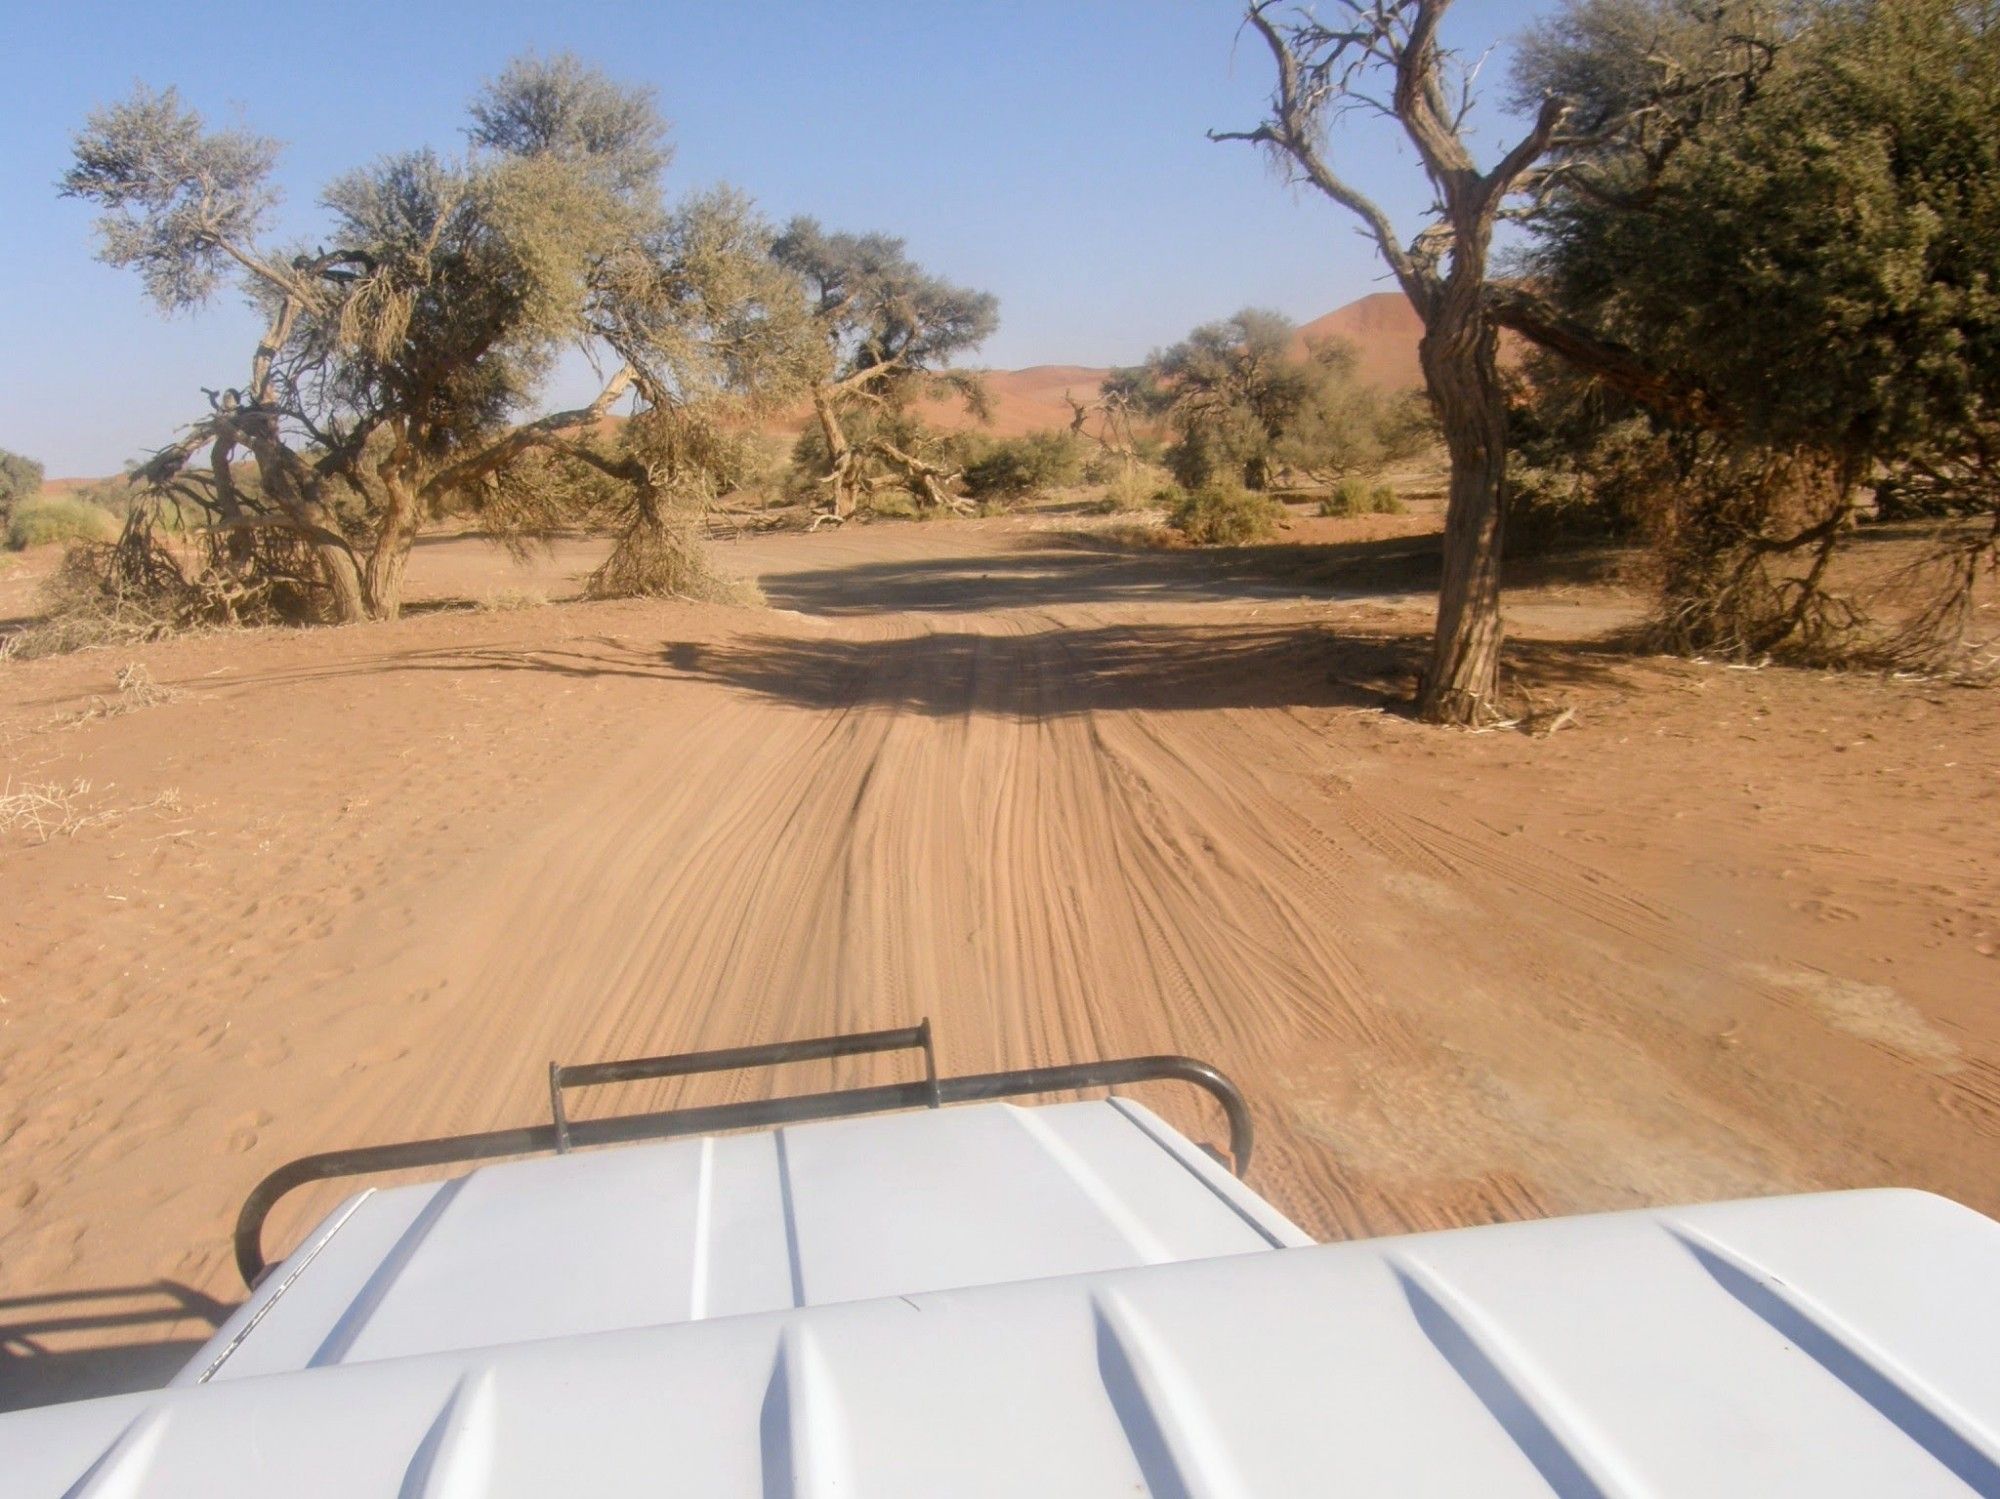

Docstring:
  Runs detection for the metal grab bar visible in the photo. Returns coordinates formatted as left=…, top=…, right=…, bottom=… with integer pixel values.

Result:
left=548, top=1020, right=940, bottom=1152
left=232, top=1036, right=1253, bottom=1287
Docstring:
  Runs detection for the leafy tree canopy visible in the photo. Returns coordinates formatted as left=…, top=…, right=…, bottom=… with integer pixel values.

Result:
left=60, top=55, right=815, bottom=621
left=0, top=449, right=44, bottom=513
left=1518, top=0, right=2000, bottom=483
left=1135, top=309, right=1431, bottom=491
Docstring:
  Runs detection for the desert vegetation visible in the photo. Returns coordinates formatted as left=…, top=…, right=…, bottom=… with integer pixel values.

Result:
left=7, top=497, right=118, bottom=551
left=0, top=0, right=1988, bottom=707
left=1167, top=483, right=1287, bottom=545
left=773, top=220, right=998, bottom=520
left=1506, top=0, right=2000, bottom=678
left=49, top=55, right=818, bottom=640
left=1122, top=310, right=1432, bottom=496
left=1223, top=0, right=2000, bottom=713
left=0, top=448, right=45, bottom=523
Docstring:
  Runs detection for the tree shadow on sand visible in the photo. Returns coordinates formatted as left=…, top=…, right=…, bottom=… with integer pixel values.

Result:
left=212, top=610, right=1634, bottom=722
left=659, top=620, right=1635, bottom=720
left=753, top=529, right=1630, bottom=617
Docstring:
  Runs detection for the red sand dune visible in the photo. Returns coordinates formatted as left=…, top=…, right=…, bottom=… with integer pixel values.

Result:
left=908, top=291, right=1436, bottom=438
left=1293, top=291, right=1428, bottom=390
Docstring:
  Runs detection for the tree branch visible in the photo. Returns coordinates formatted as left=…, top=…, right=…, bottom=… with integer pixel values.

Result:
left=1212, top=1, right=1431, bottom=309
left=419, top=365, right=637, bottom=500
left=1484, top=283, right=1720, bottom=425
left=1479, top=92, right=1574, bottom=218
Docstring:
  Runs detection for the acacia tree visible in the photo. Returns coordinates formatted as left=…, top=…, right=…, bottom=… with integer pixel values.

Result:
left=1065, top=370, right=1148, bottom=469
left=772, top=220, right=997, bottom=518
left=1146, top=309, right=1315, bottom=490
left=1135, top=309, right=1427, bottom=491
left=62, top=57, right=812, bottom=623
left=1216, top=1, right=1770, bottom=722
left=0, top=449, right=43, bottom=523
left=1516, top=0, right=2000, bottom=669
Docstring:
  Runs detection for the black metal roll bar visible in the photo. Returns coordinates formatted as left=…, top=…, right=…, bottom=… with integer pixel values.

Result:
left=233, top=1020, right=1253, bottom=1287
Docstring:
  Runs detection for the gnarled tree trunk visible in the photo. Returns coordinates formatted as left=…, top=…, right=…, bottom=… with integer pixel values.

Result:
left=811, top=390, right=861, bottom=519
left=364, top=474, right=419, bottom=621
left=318, top=546, right=368, bottom=625
left=1417, top=282, right=1509, bottom=723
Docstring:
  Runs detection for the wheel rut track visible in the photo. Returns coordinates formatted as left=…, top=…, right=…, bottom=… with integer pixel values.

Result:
left=211, top=563, right=2000, bottom=1251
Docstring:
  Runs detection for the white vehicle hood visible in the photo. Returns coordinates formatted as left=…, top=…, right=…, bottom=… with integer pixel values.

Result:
left=4, top=1107, right=1998, bottom=1495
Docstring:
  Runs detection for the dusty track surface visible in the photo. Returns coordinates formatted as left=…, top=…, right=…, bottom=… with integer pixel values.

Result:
left=3, top=515, right=1996, bottom=1408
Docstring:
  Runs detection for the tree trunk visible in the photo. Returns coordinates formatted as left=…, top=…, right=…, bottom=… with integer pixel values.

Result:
left=233, top=419, right=368, bottom=624
left=812, top=391, right=859, bottom=519
left=364, top=477, right=417, bottom=620
left=319, top=545, right=368, bottom=625
left=206, top=433, right=256, bottom=566
left=1416, top=285, right=1509, bottom=726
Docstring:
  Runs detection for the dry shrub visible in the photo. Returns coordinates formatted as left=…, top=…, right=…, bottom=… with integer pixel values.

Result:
left=474, top=587, right=550, bottom=613
left=1638, top=447, right=1866, bottom=663
left=3, top=509, right=334, bottom=660
left=1167, top=483, right=1284, bottom=546
left=57, top=662, right=185, bottom=727
left=586, top=513, right=762, bottom=604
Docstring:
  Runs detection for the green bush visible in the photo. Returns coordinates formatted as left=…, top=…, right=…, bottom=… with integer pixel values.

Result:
left=7, top=497, right=118, bottom=550
left=1167, top=483, right=1283, bottom=545
left=1316, top=479, right=1404, bottom=517
left=0, top=449, right=44, bottom=519
left=961, top=431, right=1088, bottom=500
left=1100, top=464, right=1172, bottom=514
left=1318, top=479, right=1366, bottom=517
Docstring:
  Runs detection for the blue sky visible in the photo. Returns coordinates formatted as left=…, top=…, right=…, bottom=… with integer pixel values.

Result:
left=1, top=0, right=1552, bottom=475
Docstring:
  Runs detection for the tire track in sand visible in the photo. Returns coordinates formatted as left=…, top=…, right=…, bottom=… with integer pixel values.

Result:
left=256, top=560, right=1988, bottom=1247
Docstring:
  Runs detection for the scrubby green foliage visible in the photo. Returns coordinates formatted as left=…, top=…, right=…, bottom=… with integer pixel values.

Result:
left=1518, top=0, right=2000, bottom=666
left=1521, top=0, right=1991, bottom=475
left=773, top=220, right=996, bottom=516
left=0, top=449, right=44, bottom=519
left=1317, top=478, right=1403, bottom=518
left=960, top=431, right=1088, bottom=500
left=8, top=497, right=119, bottom=549
left=1130, top=310, right=1433, bottom=493
left=1500, top=354, right=1669, bottom=551
left=1166, top=483, right=1284, bottom=545
left=60, top=56, right=813, bottom=627
left=1099, top=464, right=1173, bottom=514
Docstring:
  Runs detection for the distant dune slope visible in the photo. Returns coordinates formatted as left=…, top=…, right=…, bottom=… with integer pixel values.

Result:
left=785, top=292, right=1436, bottom=441
left=1292, top=291, right=1427, bottom=390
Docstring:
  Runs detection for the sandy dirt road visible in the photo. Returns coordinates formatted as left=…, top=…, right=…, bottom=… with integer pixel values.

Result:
left=2, top=516, right=1996, bottom=1408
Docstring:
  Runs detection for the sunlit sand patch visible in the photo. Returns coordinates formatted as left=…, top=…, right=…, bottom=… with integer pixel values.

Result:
left=1751, top=964, right=1962, bottom=1072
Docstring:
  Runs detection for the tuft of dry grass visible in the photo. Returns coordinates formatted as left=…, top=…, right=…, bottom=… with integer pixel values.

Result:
left=474, top=587, right=551, bottom=613
left=0, top=778, right=185, bottom=843
left=0, top=779, right=119, bottom=842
